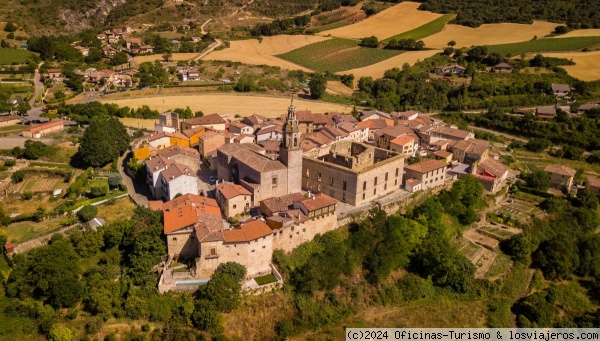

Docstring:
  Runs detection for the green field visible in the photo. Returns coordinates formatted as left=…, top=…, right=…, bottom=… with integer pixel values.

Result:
left=383, top=14, right=455, bottom=42
left=487, top=36, right=600, bottom=56
left=0, top=48, right=33, bottom=64
left=307, top=22, right=350, bottom=34
left=277, top=38, right=404, bottom=72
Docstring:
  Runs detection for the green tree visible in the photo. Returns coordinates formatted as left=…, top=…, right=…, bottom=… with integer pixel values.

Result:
left=3, top=22, right=16, bottom=32
left=533, top=236, right=579, bottom=280
left=108, top=173, right=122, bottom=188
left=48, top=324, right=76, bottom=341
left=216, top=262, right=247, bottom=283
left=77, top=205, right=98, bottom=223
left=522, top=169, right=550, bottom=191
left=53, top=91, right=66, bottom=101
left=11, top=170, right=25, bottom=183
left=192, top=300, right=224, bottom=334
left=573, top=189, right=599, bottom=210
left=577, top=234, right=600, bottom=278
left=359, top=36, right=379, bottom=48
left=79, top=116, right=129, bottom=167
left=111, top=51, right=129, bottom=66
left=308, top=73, right=326, bottom=99
left=85, top=47, right=103, bottom=64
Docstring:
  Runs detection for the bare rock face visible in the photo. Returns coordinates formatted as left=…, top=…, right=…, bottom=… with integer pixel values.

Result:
left=58, top=0, right=128, bottom=32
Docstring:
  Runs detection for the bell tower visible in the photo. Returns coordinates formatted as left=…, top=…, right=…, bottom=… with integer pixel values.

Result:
left=279, top=97, right=303, bottom=194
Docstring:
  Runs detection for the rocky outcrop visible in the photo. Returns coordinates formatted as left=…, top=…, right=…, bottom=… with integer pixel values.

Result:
left=58, top=0, right=128, bottom=32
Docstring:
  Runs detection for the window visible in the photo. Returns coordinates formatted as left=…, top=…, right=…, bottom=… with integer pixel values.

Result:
left=251, top=250, right=255, bottom=253
left=384, top=184, right=387, bottom=190
left=395, top=179, right=398, bottom=186
left=363, top=193, right=366, bottom=200
left=363, top=181, right=367, bottom=190
left=210, top=248, right=216, bottom=256
left=343, top=180, right=347, bottom=191
left=172, top=237, right=177, bottom=241
left=306, top=169, right=309, bottom=177
left=302, top=228, right=306, bottom=232
left=374, top=177, right=378, bottom=186
left=330, top=176, right=334, bottom=185
left=318, top=173, right=321, bottom=181
left=385, top=172, right=388, bottom=181
left=373, top=188, right=377, bottom=195
left=233, top=204, right=237, bottom=209
left=272, top=176, right=278, bottom=186
left=262, top=245, right=266, bottom=249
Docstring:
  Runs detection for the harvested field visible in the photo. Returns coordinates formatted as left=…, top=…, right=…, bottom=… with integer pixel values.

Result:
left=318, top=2, right=443, bottom=40
left=204, top=35, right=330, bottom=71
left=553, top=29, right=600, bottom=38
left=487, top=36, right=600, bottom=56
left=326, top=81, right=354, bottom=95
left=119, top=117, right=156, bottom=130
left=421, top=21, right=557, bottom=49
left=101, top=94, right=348, bottom=117
left=339, top=49, right=441, bottom=80
left=278, top=38, right=403, bottom=73
left=133, top=53, right=199, bottom=64
left=542, top=51, right=600, bottom=81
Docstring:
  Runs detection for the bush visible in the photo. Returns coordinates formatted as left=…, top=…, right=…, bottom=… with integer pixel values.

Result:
left=11, top=170, right=25, bottom=183
left=4, top=159, right=16, bottom=167
left=89, top=184, right=109, bottom=198
left=77, top=205, right=98, bottom=223
left=21, top=191, right=33, bottom=200
left=108, top=173, right=122, bottom=188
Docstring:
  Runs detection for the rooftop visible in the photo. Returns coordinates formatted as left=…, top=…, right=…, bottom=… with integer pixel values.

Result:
left=405, top=159, right=448, bottom=174
left=163, top=194, right=221, bottom=234
left=217, top=182, right=252, bottom=200
left=223, top=220, right=272, bottom=243
left=22, top=120, right=63, bottom=134
left=544, top=164, right=576, bottom=177
left=260, top=192, right=306, bottom=215
left=182, top=113, right=225, bottom=126
left=478, top=158, right=509, bottom=178
left=390, top=135, right=416, bottom=147
left=148, top=131, right=189, bottom=142
left=298, top=193, right=338, bottom=212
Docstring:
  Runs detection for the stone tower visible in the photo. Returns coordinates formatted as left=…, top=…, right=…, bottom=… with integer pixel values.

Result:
left=280, top=98, right=303, bottom=194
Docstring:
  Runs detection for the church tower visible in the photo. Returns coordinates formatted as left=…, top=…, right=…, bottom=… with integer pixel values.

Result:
left=279, top=98, right=303, bottom=194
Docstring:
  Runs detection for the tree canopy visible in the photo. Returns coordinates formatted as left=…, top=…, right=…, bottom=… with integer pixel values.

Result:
left=79, top=116, right=129, bottom=167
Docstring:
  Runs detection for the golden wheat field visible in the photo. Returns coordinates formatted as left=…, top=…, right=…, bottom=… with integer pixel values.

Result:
left=551, top=29, right=600, bottom=38
left=541, top=51, right=600, bottom=81
left=133, top=53, right=199, bottom=64
left=340, top=50, right=442, bottom=81
left=204, top=35, right=331, bottom=71
left=326, top=81, right=355, bottom=94
left=102, top=93, right=349, bottom=117
left=421, top=21, right=558, bottom=48
left=318, top=2, right=443, bottom=40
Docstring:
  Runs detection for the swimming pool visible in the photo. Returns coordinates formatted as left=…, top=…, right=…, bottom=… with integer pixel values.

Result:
left=175, top=279, right=209, bottom=287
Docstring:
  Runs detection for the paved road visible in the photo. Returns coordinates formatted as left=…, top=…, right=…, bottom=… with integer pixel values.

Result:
left=194, top=39, right=222, bottom=62
left=118, top=151, right=151, bottom=207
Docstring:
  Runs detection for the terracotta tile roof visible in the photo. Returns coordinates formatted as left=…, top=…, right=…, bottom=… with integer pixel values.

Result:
left=390, top=135, right=415, bottom=147
left=267, top=209, right=309, bottom=226
left=376, top=125, right=414, bottom=138
left=495, top=63, right=512, bottom=69
left=392, top=110, right=419, bottom=118
left=333, top=114, right=358, bottom=124
left=157, top=145, right=199, bottom=158
left=195, top=216, right=225, bottom=242
left=223, top=220, right=272, bottom=243
left=433, top=150, right=453, bottom=158
left=298, top=193, right=338, bottom=212
left=160, top=163, right=194, bottom=182
left=415, top=116, right=433, bottom=125
left=217, top=143, right=264, bottom=158
left=337, top=122, right=360, bottom=133
left=452, top=139, right=488, bottom=156
left=405, top=159, right=448, bottom=174
left=544, top=164, right=576, bottom=177
left=587, top=176, right=600, bottom=188
left=360, top=110, right=391, bottom=120
left=148, top=200, right=163, bottom=211
left=302, top=131, right=334, bottom=146
left=478, top=158, right=508, bottom=178
left=148, top=131, right=189, bottom=142
left=233, top=134, right=255, bottom=142
left=242, top=114, right=266, bottom=126
left=182, top=126, right=206, bottom=138
left=371, top=118, right=392, bottom=129
left=262, top=140, right=281, bottom=152
left=301, top=139, right=320, bottom=152
left=199, top=130, right=224, bottom=140
left=232, top=148, right=286, bottom=172
left=217, top=182, right=252, bottom=200
left=536, top=106, right=557, bottom=116
left=406, top=178, right=421, bottom=185
left=312, top=113, right=331, bottom=125
left=163, top=194, right=220, bottom=234
left=182, top=113, right=225, bottom=126
left=256, top=125, right=283, bottom=135
left=466, top=138, right=490, bottom=147
left=22, top=120, right=63, bottom=133
left=357, top=121, right=375, bottom=129
left=229, top=121, right=250, bottom=129
left=321, top=126, right=348, bottom=139
left=433, top=126, right=471, bottom=139
left=260, top=193, right=305, bottom=215
left=145, top=156, right=174, bottom=172
left=552, top=83, right=570, bottom=92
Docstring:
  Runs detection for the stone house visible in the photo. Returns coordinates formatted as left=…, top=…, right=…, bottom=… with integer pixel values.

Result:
left=198, top=130, right=226, bottom=166
left=374, top=125, right=415, bottom=150
left=389, top=135, right=417, bottom=157
left=536, top=106, right=557, bottom=120
left=585, top=176, right=600, bottom=196
left=147, top=132, right=190, bottom=149
left=493, top=63, right=513, bottom=73
left=216, top=181, right=253, bottom=217
left=181, top=113, right=226, bottom=131
left=450, top=139, right=489, bottom=164
left=21, top=120, right=64, bottom=138
left=551, top=83, right=570, bottom=97
left=544, top=164, right=576, bottom=190
left=404, top=159, right=448, bottom=191
left=302, top=141, right=406, bottom=206
left=228, top=121, right=254, bottom=135
left=255, top=125, right=283, bottom=143
left=155, top=145, right=200, bottom=174
left=158, top=163, right=198, bottom=201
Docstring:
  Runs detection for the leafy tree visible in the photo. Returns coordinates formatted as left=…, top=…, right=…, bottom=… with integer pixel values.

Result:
left=0, top=228, right=7, bottom=246
left=108, top=173, right=122, bottom=188
left=192, top=300, right=224, bottom=334
left=308, top=73, right=326, bottom=99
left=111, top=51, right=129, bottom=66
left=359, top=36, right=379, bottom=48
left=501, top=233, right=536, bottom=263
left=79, top=116, right=129, bottom=167
left=3, top=22, right=16, bottom=32
left=234, top=74, right=257, bottom=92
left=573, top=188, right=599, bottom=210
left=577, top=234, right=600, bottom=278
left=48, top=324, right=76, bottom=341
left=23, top=139, right=52, bottom=159
left=53, top=91, right=66, bottom=101
left=521, top=169, right=550, bottom=191
left=77, top=205, right=98, bottom=223
left=513, top=290, right=557, bottom=327
left=216, top=262, right=247, bottom=283
left=85, top=47, right=103, bottom=63
left=533, top=236, right=579, bottom=280
left=447, top=40, right=456, bottom=47
left=89, top=184, right=108, bottom=198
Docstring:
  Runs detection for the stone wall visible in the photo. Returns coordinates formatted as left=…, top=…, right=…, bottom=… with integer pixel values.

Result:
left=272, top=212, right=337, bottom=253
left=166, top=227, right=197, bottom=260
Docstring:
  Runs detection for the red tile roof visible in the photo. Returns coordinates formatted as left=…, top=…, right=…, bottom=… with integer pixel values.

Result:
left=22, top=120, right=64, bottom=134
left=390, top=135, right=415, bottom=147
left=544, top=164, right=576, bottom=177
left=163, top=194, right=221, bottom=234
left=405, top=159, right=448, bottom=174
left=298, top=193, right=338, bottom=212
left=223, top=220, right=272, bottom=243
left=217, top=182, right=252, bottom=200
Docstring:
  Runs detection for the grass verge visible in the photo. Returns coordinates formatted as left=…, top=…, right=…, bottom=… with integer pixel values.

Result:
left=383, top=14, right=455, bottom=42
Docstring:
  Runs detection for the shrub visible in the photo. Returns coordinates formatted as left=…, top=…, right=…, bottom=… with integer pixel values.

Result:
left=21, top=191, right=33, bottom=200
left=4, top=159, right=16, bottom=167
left=77, top=205, right=98, bottom=223
left=89, top=184, right=108, bottom=198
left=11, top=170, right=25, bottom=183
left=108, top=173, right=122, bottom=188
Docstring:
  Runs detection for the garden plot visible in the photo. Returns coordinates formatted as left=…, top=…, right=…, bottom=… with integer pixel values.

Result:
left=479, top=225, right=519, bottom=241
left=14, top=177, right=66, bottom=193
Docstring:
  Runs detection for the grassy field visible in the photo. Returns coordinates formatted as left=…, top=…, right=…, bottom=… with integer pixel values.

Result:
left=542, top=50, right=600, bottom=81
left=2, top=218, right=64, bottom=244
left=308, top=22, right=349, bottom=34
left=254, top=273, right=278, bottom=285
left=103, top=93, right=349, bottom=117
left=204, top=35, right=330, bottom=71
left=318, top=2, right=443, bottom=40
left=487, top=36, right=600, bottom=56
left=97, top=197, right=137, bottom=223
left=0, top=48, right=33, bottom=64
left=422, top=20, right=557, bottom=49
left=383, top=14, right=455, bottom=42
left=278, top=38, right=404, bottom=73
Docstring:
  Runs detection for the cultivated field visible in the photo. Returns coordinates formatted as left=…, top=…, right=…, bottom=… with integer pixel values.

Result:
left=102, top=94, right=349, bottom=117
left=119, top=117, right=156, bottom=130
left=326, top=81, right=354, bottom=95
left=383, top=14, right=455, bottom=42
left=421, top=21, right=558, bottom=49
left=339, top=49, right=441, bottom=80
left=553, top=29, right=600, bottom=38
left=277, top=38, right=403, bottom=73
left=542, top=51, right=600, bottom=81
left=204, top=35, right=330, bottom=71
left=487, top=36, right=600, bottom=56
left=14, top=177, right=67, bottom=193
left=318, top=2, right=443, bottom=40
left=0, top=48, right=33, bottom=64
left=133, top=53, right=199, bottom=64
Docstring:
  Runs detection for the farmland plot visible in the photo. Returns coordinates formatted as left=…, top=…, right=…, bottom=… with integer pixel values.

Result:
left=487, top=36, right=600, bottom=56
left=541, top=50, right=600, bottom=81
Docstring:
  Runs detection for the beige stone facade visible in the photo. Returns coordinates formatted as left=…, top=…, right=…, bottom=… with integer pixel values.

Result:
left=545, top=164, right=575, bottom=190
left=302, top=141, right=406, bottom=206
left=404, top=159, right=448, bottom=191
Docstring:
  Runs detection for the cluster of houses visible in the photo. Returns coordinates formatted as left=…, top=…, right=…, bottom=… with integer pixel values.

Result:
left=95, top=26, right=154, bottom=57
left=433, top=62, right=514, bottom=76
left=43, top=67, right=137, bottom=90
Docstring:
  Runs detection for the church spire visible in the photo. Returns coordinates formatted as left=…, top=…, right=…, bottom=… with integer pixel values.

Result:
left=282, top=95, right=300, bottom=150
left=287, top=95, right=296, bottom=121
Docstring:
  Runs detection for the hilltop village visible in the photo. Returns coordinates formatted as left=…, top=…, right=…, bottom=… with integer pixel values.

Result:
left=123, top=100, right=532, bottom=291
